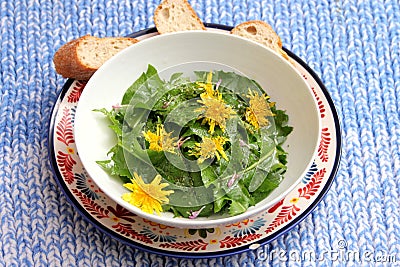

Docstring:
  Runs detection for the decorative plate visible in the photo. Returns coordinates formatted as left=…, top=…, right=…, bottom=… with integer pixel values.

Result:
left=48, top=24, right=341, bottom=258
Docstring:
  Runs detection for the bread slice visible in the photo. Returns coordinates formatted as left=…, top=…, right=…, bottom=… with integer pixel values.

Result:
left=231, top=20, right=290, bottom=61
left=154, top=0, right=206, bottom=34
left=53, top=35, right=138, bottom=80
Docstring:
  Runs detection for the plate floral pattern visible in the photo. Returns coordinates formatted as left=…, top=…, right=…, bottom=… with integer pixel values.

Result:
left=49, top=26, right=340, bottom=258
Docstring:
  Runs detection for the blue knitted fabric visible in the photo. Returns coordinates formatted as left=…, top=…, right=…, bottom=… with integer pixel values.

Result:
left=1, top=0, right=400, bottom=266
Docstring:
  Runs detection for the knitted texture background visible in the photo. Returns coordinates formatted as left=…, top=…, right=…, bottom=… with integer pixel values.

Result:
left=1, top=0, right=399, bottom=266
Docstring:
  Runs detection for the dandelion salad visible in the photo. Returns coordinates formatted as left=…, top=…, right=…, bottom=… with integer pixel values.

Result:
left=96, top=65, right=293, bottom=219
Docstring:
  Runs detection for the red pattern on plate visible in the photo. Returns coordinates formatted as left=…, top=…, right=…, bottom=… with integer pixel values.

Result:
left=267, top=198, right=285, bottom=213
left=265, top=205, right=301, bottom=234
left=318, top=128, right=331, bottom=162
left=107, top=204, right=137, bottom=223
left=312, top=86, right=326, bottom=118
left=219, top=234, right=263, bottom=248
left=67, top=81, right=86, bottom=103
left=159, top=239, right=208, bottom=251
left=265, top=167, right=326, bottom=233
left=56, top=107, right=75, bottom=146
left=56, top=150, right=76, bottom=185
left=112, top=222, right=154, bottom=244
left=298, top=168, right=326, bottom=199
left=72, top=189, right=110, bottom=219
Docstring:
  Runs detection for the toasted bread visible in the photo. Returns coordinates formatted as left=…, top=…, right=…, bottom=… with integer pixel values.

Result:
left=53, top=35, right=138, bottom=80
left=154, top=0, right=206, bottom=34
left=231, top=20, right=290, bottom=61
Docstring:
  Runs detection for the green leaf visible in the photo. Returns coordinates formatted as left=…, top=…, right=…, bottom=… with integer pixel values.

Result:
left=181, top=121, right=210, bottom=139
left=96, top=144, right=132, bottom=183
left=122, top=64, right=165, bottom=108
left=93, top=108, right=124, bottom=137
left=251, top=172, right=283, bottom=203
left=164, top=99, right=202, bottom=127
left=214, top=194, right=229, bottom=213
left=121, top=72, right=147, bottom=105
left=226, top=182, right=253, bottom=216
left=201, top=166, right=218, bottom=188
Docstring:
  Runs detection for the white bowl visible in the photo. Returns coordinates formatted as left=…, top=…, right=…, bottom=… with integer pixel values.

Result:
left=74, top=31, right=320, bottom=229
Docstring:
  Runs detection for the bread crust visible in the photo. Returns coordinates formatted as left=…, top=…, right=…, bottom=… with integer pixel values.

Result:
left=53, top=35, right=138, bottom=80
left=154, top=0, right=206, bottom=34
left=53, top=36, right=88, bottom=80
left=231, top=20, right=291, bottom=61
left=231, top=20, right=282, bottom=46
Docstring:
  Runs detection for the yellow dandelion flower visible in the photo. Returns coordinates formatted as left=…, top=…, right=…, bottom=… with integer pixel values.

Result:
left=190, top=136, right=229, bottom=163
left=196, top=72, right=234, bottom=133
left=143, top=124, right=177, bottom=153
left=245, top=89, right=274, bottom=129
left=196, top=92, right=235, bottom=134
left=197, top=71, right=215, bottom=99
left=122, top=173, right=174, bottom=215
